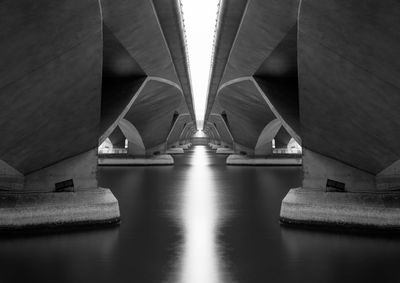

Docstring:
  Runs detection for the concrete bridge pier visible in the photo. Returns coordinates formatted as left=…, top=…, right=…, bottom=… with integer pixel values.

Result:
left=280, top=0, right=400, bottom=230
left=0, top=0, right=120, bottom=229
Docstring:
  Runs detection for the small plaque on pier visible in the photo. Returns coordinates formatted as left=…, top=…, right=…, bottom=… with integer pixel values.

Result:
left=326, top=179, right=345, bottom=192
left=55, top=179, right=75, bottom=192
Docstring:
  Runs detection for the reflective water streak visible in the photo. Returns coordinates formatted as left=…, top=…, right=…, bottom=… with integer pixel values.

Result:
left=174, top=146, right=230, bottom=283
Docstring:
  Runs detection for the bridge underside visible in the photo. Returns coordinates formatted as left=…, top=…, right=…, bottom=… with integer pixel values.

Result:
left=204, top=0, right=400, bottom=229
left=1, top=0, right=400, bottom=231
left=0, top=0, right=197, bottom=229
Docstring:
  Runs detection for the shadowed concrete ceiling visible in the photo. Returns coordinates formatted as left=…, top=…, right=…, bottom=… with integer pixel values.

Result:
left=298, top=0, right=400, bottom=174
left=204, top=0, right=249, bottom=122
left=152, top=0, right=196, bottom=121
left=100, top=0, right=196, bottom=145
left=101, top=25, right=146, bottom=134
left=0, top=0, right=102, bottom=174
left=205, top=0, right=300, bottom=148
left=219, top=0, right=299, bottom=85
left=101, top=0, right=179, bottom=84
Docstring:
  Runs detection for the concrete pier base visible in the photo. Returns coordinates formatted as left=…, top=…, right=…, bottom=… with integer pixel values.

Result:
left=98, top=154, right=174, bottom=166
left=216, top=148, right=234, bottom=154
left=166, top=148, right=184, bottom=154
left=0, top=188, right=120, bottom=230
left=209, top=143, right=222, bottom=150
left=179, top=143, right=191, bottom=150
left=280, top=188, right=400, bottom=230
left=227, top=154, right=302, bottom=166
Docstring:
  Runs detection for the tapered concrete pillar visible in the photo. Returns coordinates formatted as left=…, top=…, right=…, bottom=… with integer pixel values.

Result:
left=280, top=0, right=400, bottom=229
left=0, top=0, right=120, bottom=229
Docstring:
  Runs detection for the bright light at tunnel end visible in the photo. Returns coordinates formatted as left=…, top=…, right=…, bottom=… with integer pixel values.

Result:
left=180, top=0, right=220, bottom=130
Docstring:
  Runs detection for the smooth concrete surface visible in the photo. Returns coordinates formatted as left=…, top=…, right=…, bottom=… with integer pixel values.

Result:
left=204, top=0, right=248, bottom=122
left=98, top=154, right=174, bottom=166
left=0, top=188, right=119, bottom=229
left=302, top=149, right=376, bottom=192
left=255, top=119, right=282, bottom=156
left=99, top=0, right=196, bottom=154
left=298, top=0, right=400, bottom=174
left=281, top=188, right=400, bottom=230
left=218, top=80, right=276, bottom=150
left=216, top=148, right=234, bottom=154
left=166, top=114, right=192, bottom=148
left=227, top=154, right=302, bottom=166
left=166, top=148, right=184, bottom=154
left=0, top=0, right=103, bottom=174
left=123, top=80, right=183, bottom=153
left=208, top=114, right=234, bottom=147
left=151, top=0, right=196, bottom=121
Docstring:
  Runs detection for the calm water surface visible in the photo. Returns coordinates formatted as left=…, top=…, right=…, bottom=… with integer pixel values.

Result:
left=1, top=145, right=400, bottom=282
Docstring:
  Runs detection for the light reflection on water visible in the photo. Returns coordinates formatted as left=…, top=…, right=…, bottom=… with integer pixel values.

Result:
left=168, top=146, right=233, bottom=283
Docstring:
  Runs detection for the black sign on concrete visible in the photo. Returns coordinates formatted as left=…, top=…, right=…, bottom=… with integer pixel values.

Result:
left=55, top=179, right=75, bottom=192
left=326, top=179, right=345, bottom=192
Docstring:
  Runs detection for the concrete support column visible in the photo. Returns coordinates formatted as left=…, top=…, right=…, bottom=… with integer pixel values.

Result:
left=280, top=149, right=400, bottom=229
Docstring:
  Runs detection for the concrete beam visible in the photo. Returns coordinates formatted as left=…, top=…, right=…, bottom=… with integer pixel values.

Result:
left=152, top=0, right=196, bottom=122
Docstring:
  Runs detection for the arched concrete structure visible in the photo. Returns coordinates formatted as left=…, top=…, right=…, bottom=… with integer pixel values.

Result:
left=167, top=114, right=192, bottom=147
left=179, top=121, right=197, bottom=144
left=204, top=0, right=301, bottom=148
left=99, top=0, right=197, bottom=155
left=255, top=119, right=282, bottom=156
left=274, top=126, right=292, bottom=149
left=118, top=119, right=145, bottom=156
left=208, top=114, right=234, bottom=148
left=0, top=0, right=197, bottom=229
left=206, top=0, right=400, bottom=229
left=218, top=80, right=277, bottom=153
left=108, top=126, right=126, bottom=149
left=204, top=123, right=221, bottom=142
left=122, top=80, right=182, bottom=155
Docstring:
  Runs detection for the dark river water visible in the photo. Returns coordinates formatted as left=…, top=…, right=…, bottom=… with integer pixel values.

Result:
left=1, top=145, right=400, bottom=283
